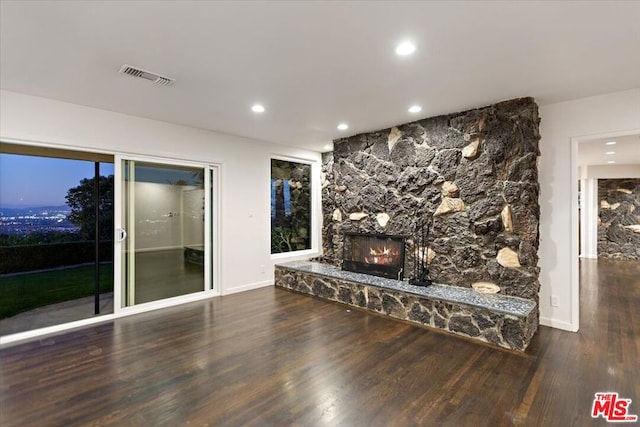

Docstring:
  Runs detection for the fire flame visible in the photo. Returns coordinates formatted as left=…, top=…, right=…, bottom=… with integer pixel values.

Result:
left=364, top=245, right=400, bottom=265
left=369, top=246, right=394, bottom=256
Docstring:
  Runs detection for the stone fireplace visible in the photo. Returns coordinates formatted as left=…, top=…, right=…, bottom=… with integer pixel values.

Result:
left=342, top=232, right=405, bottom=280
left=320, top=97, right=541, bottom=302
left=276, top=97, right=541, bottom=351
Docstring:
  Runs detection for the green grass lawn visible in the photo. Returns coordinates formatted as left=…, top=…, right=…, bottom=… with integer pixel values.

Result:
left=0, top=263, right=113, bottom=319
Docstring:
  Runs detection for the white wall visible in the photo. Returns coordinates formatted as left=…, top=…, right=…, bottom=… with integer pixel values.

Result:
left=0, top=89, right=323, bottom=295
left=538, top=88, right=640, bottom=331
left=579, top=178, right=598, bottom=259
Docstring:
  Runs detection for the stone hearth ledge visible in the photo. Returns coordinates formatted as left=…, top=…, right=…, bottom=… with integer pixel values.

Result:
left=275, top=261, right=537, bottom=351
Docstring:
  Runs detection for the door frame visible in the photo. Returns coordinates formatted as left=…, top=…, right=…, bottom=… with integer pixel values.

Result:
left=571, top=128, right=640, bottom=331
left=113, top=154, right=220, bottom=314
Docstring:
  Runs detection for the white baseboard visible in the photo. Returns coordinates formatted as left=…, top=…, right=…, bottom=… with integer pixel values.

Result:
left=539, top=316, right=578, bottom=332
left=0, top=314, right=117, bottom=347
left=223, top=279, right=273, bottom=295
left=579, top=254, right=597, bottom=259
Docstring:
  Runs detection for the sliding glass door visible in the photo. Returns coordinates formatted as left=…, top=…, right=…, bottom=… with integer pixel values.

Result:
left=0, top=143, right=114, bottom=336
left=115, top=156, right=217, bottom=309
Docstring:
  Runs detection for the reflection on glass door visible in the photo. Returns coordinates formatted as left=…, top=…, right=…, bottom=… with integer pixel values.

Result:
left=121, top=160, right=205, bottom=306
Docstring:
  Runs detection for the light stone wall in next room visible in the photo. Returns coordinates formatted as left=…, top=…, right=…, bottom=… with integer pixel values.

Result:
left=320, top=98, right=541, bottom=302
left=597, top=178, right=640, bottom=260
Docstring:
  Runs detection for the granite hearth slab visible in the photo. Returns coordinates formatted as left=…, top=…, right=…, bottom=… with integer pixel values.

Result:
left=275, top=261, right=537, bottom=351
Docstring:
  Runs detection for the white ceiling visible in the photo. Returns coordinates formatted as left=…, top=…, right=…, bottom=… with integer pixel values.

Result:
left=1, top=1, right=639, bottom=153
left=578, top=134, right=640, bottom=167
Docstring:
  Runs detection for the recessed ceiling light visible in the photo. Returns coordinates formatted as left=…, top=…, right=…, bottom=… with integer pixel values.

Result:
left=606, top=151, right=616, bottom=155
left=607, top=160, right=616, bottom=164
left=323, top=144, right=333, bottom=151
left=251, top=104, right=265, bottom=113
left=395, top=41, right=416, bottom=56
left=408, top=105, right=422, bottom=113
left=605, top=141, right=617, bottom=145
left=337, top=123, right=349, bottom=131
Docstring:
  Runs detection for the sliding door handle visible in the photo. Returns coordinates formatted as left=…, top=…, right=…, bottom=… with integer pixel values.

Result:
left=116, top=228, right=127, bottom=242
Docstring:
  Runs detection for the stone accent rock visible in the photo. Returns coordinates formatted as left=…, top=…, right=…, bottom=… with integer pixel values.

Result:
left=472, top=282, right=501, bottom=293
left=442, top=181, right=459, bottom=197
left=427, top=247, right=436, bottom=264
left=600, top=200, right=620, bottom=210
left=434, top=197, right=465, bottom=216
left=625, top=225, right=640, bottom=233
left=501, top=205, right=514, bottom=233
left=415, top=247, right=436, bottom=265
left=388, top=127, right=402, bottom=152
left=598, top=178, right=640, bottom=260
left=349, top=212, right=368, bottom=221
left=332, top=209, right=342, bottom=222
left=462, top=138, right=481, bottom=159
left=322, top=97, right=540, bottom=300
left=376, top=213, right=390, bottom=228
left=497, top=247, right=521, bottom=268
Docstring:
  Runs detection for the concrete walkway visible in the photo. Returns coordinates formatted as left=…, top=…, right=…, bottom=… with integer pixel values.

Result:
left=0, top=293, right=114, bottom=336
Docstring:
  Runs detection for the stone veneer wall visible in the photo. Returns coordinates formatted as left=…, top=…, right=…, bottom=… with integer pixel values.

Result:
left=598, top=178, right=640, bottom=260
left=319, top=98, right=541, bottom=301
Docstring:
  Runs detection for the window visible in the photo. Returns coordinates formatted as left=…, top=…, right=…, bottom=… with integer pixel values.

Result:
left=271, top=158, right=312, bottom=253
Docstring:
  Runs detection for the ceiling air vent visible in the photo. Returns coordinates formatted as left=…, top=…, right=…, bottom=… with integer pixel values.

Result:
left=119, top=64, right=175, bottom=86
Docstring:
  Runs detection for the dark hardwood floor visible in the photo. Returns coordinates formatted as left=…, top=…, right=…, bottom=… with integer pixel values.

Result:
left=1, top=259, right=638, bottom=426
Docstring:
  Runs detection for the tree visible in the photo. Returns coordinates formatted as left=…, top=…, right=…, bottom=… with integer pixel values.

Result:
left=65, top=175, right=114, bottom=241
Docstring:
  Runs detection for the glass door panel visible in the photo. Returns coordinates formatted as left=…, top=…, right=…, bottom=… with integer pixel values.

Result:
left=121, top=160, right=205, bottom=306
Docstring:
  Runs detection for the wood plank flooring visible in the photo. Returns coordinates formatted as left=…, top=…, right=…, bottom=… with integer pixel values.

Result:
left=1, top=259, right=638, bottom=426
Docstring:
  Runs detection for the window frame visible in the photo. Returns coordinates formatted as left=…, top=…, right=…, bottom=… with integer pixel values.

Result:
left=269, top=154, right=321, bottom=260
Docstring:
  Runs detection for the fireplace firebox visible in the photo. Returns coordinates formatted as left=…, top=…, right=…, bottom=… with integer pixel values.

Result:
left=342, top=232, right=406, bottom=280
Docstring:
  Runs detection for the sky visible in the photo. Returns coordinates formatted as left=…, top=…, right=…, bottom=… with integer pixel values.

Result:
left=0, top=154, right=114, bottom=208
